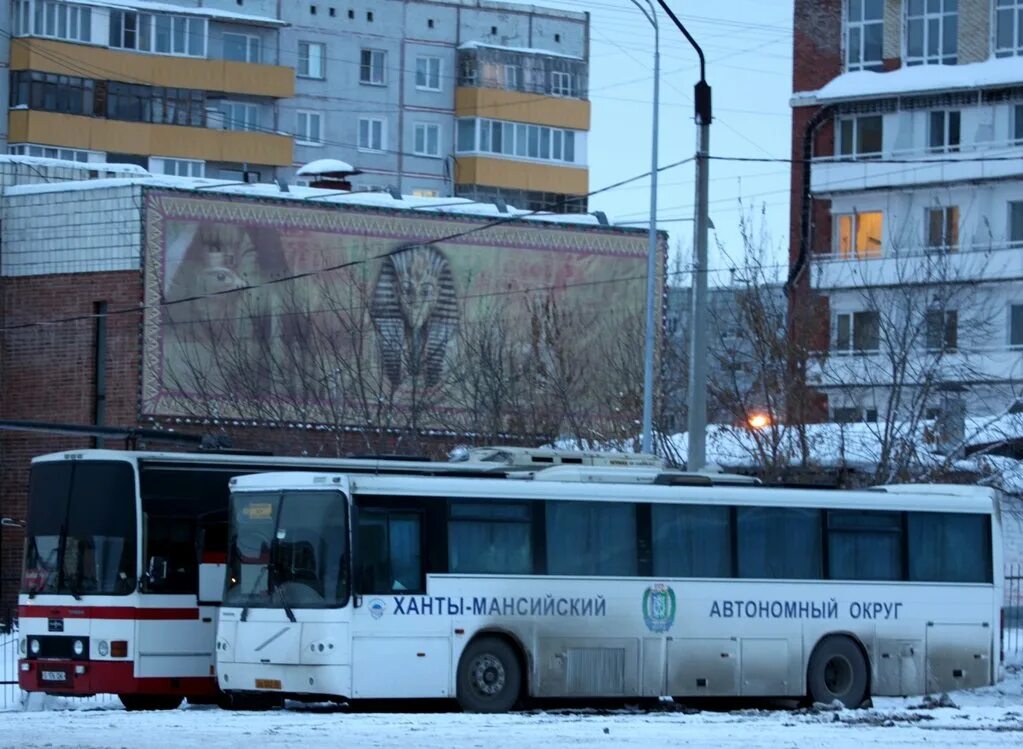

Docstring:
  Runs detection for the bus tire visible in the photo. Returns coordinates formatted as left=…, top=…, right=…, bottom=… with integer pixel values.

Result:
left=456, top=636, right=522, bottom=713
left=119, top=694, right=184, bottom=711
left=806, top=636, right=869, bottom=708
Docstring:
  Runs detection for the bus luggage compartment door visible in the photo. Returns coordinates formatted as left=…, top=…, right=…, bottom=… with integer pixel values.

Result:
left=666, top=638, right=738, bottom=697
left=876, top=639, right=924, bottom=696
left=925, top=623, right=991, bottom=692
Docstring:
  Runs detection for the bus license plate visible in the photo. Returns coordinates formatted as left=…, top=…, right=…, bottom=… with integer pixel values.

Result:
left=255, top=679, right=282, bottom=690
left=40, top=669, right=68, bottom=683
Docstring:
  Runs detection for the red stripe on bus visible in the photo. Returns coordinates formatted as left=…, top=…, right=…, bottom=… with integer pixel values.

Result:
left=18, top=606, right=200, bottom=621
left=202, top=552, right=227, bottom=564
left=19, top=659, right=218, bottom=697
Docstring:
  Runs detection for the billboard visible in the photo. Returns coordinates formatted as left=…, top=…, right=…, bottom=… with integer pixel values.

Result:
left=141, top=190, right=664, bottom=434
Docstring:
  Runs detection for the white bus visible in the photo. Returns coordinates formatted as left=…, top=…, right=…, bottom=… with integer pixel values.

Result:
left=16, top=447, right=660, bottom=709
left=217, top=470, right=1003, bottom=711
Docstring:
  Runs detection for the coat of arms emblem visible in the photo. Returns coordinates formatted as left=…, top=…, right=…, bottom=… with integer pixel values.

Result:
left=642, top=584, right=677, bottom=633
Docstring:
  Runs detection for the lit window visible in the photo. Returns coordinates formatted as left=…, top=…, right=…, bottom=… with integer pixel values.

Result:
left=995, top=0, right=1023, bottom=57
left=360, top=49, right=386, bottom=85
left=358, top=117, right=385, bottom=151
left=837, top=211, right=883, bottom=258
left=413, top=123, right=441, bottom=157
left=296, top=111, right=322, bottom=144
left=905, top=0, right=957, bottom=65
left=837, top=115, right=883, bottom=157
left=845, top=0, right=884, bottom=71
left=298, top=42, right=325, bottom=79
left=415, top=56, right=441, bottom=91
left=412, top=188, right=439, bottom=198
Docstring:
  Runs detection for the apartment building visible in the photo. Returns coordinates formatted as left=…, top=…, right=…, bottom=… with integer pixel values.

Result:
left=276, top=0, right=590, bottom=211
left=0, top=0, right=591, bottom=212
left=790, top=0, right=1023, bottom=421
left=2, top=0, right=295, bottom=180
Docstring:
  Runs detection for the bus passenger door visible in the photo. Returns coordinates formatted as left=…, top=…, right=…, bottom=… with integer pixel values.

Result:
left=350, top=506, right=451, bottom=699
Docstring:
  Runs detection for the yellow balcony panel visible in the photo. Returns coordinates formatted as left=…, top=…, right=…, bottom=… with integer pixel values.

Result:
left=9, top=110, right=293, bottom=166
left=10, top=38, right=294, bottom=98
left=455, top=87, right=590, bottom=131
left=455, top=156, right=588, bottom=195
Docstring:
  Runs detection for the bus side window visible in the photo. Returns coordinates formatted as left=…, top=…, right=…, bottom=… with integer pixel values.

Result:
left=357, top=510, right=423, bottom=594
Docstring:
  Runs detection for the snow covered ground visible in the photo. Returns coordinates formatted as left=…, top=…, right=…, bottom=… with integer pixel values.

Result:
left=1, top=660, right=1021, bottom=749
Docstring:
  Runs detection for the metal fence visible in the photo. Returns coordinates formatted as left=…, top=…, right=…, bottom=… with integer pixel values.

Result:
left=1, top=625, right=21, bottom=711
left=1006, top=564, right=1022, bottom=657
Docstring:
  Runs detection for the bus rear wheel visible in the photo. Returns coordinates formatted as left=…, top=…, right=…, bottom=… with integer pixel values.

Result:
left=119, top=694, right=184, bottom=711
left=456, top=636, right=522, bottom=713
left=807, top=636, right=869, bottom=708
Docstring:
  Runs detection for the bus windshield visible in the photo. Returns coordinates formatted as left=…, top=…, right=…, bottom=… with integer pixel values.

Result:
left=225, top=490, right=348, bottom=609
left=21, top=461, right=138, bottom=596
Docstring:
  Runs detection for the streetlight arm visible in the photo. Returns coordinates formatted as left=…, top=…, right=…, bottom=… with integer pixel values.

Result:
left=654, top=1, right=712, bottom=124
left=653, top=0, right=705, bottom=82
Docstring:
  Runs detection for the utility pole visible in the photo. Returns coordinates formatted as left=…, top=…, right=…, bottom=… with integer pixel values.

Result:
left=653, top=1, right=712, bottom=470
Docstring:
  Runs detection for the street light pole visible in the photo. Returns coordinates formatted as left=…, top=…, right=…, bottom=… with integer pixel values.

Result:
left=631, top=0, right=660, bottom=456
left=654, top=0, right=712, bottom=470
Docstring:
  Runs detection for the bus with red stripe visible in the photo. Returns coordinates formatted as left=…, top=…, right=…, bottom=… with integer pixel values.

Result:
left=15, top=447, right=661, bottom=710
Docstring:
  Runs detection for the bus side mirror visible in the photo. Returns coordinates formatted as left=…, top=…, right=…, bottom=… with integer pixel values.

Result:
left=146, top=556, right=168, bottom=587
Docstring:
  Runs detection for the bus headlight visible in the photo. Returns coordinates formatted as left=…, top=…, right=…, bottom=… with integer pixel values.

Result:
left=72, top=639, right=84, bottom=657
left=19, top=637, right=26, bottom=656
left=29, top=638, right=40, bottom=655
left=97, top=640, right=109, bottom=657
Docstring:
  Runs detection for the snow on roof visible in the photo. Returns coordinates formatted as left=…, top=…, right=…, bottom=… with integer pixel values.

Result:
left=458, top=41, right=584, bottom=61
left=297, top=159, right=358, bottom=177
left=63, top=0, right=287, bottom=27
left=0, top=154, right=149, bottom=176
left=792, top=56, right=1023, bottom=105
left=3, top=174, right=612, bottom=228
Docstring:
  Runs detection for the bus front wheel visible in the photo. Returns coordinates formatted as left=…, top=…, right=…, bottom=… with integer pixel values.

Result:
left=119, top=694, right=184, bottom=711
left=806, top=636, right=869, bottom=708
left=456, top=636, right=522, bottom=713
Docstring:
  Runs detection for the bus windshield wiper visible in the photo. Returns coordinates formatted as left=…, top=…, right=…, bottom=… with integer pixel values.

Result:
left=239, top=561, right=269, bottom=623
left=270, top=554, right=296, bottom=624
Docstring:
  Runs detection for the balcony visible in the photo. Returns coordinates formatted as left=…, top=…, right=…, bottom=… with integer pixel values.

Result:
left=813, top=241, right=1023, bottom=290
left=454, top=157, right=587, bottom=195
left=10, top=38, right=294, bottom=99
left=810, top=141, right=1023, bottom=195
left=9, top=110, right=292, bottom=166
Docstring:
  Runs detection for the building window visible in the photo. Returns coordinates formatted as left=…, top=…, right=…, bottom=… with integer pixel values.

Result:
left=1014, top=104, right=1023, bottom=144
left=1011, top=304, right=1023, bottom=347
left=358, top=117, right=385, bottom=151
left=360, top=49, right=386, bottom=85
left=845, top=0, right=884, bottom=71
left=1010, top=201, right=1023, bottom=246
left=218, top=101, right=259, bottom=132
left=928, top=110, right=960, bottom=152
left=298, top=41, right=325, bottom=78
left=32, top=1, right=92, bottom=42
left=905, top=0, right=957, bottom=65
left=109, top=11, right=206, bottom=57
left=413, top=122, right=441, bottom=157
left=925, top=205, right=959, bottom=251
left=150, top=157, right=204, bottom=177
left=8, top=143, right=96, bottom=163
left=832, top=406, right=878, bottom=423
left=995, top=0, right=1023, bottom=57
left=12, top=0, right=30, bottom=35
left=837, top=114, right=883, bottom=157
left=550, top=70, right=575, bottom=97
left=503, top=64, right=522, bottom=90
left=415, top=56, right=441, bottom=91
left=455, top=117, right=580, bottom=165
left=835, top=310, right=881, bottom=353
left=925, top=309, right=958, bottom=352
left=10, top=71, right=96, bottom=116
left=412, top=188, right=440, bottom=197
left=836, top=211, right=883, bottom=258
left=223, top=32, right=261, bottom=63
left=296, top=110, right=322, bottom=144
